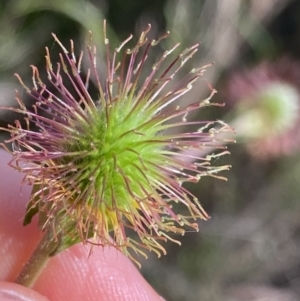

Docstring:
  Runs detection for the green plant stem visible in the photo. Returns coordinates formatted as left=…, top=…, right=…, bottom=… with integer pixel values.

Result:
left=15, top=228, right=61, bottom=287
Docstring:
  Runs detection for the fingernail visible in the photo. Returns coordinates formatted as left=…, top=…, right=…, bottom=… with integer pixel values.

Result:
left=0, top=282, right=49, bottom=301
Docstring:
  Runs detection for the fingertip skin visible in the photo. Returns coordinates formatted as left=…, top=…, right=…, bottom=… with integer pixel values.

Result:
left=33, top=245, right=163, bottom=301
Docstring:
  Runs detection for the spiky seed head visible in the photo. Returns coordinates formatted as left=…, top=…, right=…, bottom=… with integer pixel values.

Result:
left=1, top=21, right=231, bottom=264
left=225, top=59, right=300, bottom=159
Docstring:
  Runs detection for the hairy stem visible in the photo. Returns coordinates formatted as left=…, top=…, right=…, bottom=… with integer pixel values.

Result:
left=15, top=228, right=61, bottom=287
